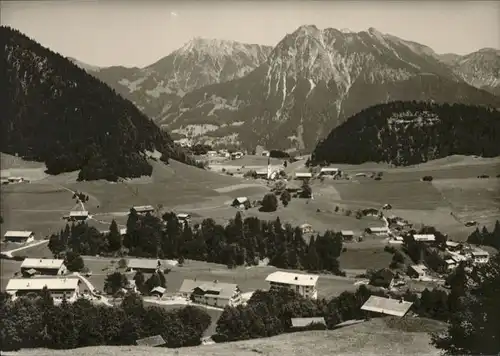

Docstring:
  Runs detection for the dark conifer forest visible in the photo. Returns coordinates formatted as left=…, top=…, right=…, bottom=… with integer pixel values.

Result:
left=0, top=26, right=195, bottom=181
left=310, top=101, right=500, bottom=166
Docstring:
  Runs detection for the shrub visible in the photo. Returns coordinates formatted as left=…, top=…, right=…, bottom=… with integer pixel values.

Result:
left=118, top=258, right=128, bottom=269
left=422, top=176, right=433, bottom=182
left=261, top=193, right=278, bottom=212
left=244, top=170, right=257, bottom=178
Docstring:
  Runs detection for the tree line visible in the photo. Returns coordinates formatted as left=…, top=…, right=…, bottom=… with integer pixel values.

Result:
left=0, top=290, right=211, bottom=351
left=48, top=211, right=345, bottom=275
left=310, top=101, right=500, bottom=166
left=467, top=220, right=500, bottom=250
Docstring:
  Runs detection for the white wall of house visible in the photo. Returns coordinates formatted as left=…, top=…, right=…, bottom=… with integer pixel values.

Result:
left=269, top=282, right=318, bottom=300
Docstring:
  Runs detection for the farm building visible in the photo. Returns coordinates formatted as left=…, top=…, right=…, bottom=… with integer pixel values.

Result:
left=341, top=230, right=355, bottom=241
left=412, top=234, right=436, bottom=243
left=232, top=197, right=250, bottom=209
left=369, top=268, right=395, bottom=289
left=178, top=279, right=242, bottom=308
left=5, top=277, right=80, bottom=302
left=365, top=227, right=390, bottom=236
left=136, top=335, right=166, bottom=347
left=8, top=176, right=26, bottom=183
left=150, top=286, right=166, bottom=298
left=21, top=258, right=67, bottom=276
left=300, top=223, right=313, bottom=234
left=471, top=249, right=489, bottom=264
left=126, top=259, right=162, bottom=273
left=68, top=211, right=89, bottom=221
left=295, top=172, right=312, bottom=180
left=4, top=230, right=35, bottom=244
left=361, top=296, right=413, bottom=317
left=290, top=317, right=326, bottom=330
left=255, top=170, right=269, bottom=178
left=206, top=150, right=217, bottom=157
left=266, top=271, right=319, bottom=300
left=389, top=236, right=404, bottom=244
left=408, top=264, right=428, bottom=279
left=319, top=167, right=340, bottom=177
left=176, top=213, right=191, bottom=222
left=132, top=205, right=155, bottom=214
left=445, top=241, right=461, bottom=251
left=445, top=259, right=458, bottom=270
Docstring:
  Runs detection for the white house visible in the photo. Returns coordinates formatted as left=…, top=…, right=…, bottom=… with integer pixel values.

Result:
left=319, top=167, right=340, bottom=177
left=132, top=205, right=155, bottom=214
left=126, top=259, right=162, bottom=273
left=21, top=258, right=67, bottom=276
left=176, top=213, right=191, bottom=222
left=295, top=172, right=312, bottom=180
left=265, top=271, right=319, bottom=300
left=408, top=264, right=427, bottom=279
left=69, top=211, right=89, bottom=221
left=6, top=277, right=80, bottom=303
left=471, top=249, right=490, bottom=264
left=206, top=150, right=218, bottom=157
left=413, top=234, right=436, bottom=243
left=178, top=279, right=242, bottom=308
left=4, top=230, right=35, bottom=244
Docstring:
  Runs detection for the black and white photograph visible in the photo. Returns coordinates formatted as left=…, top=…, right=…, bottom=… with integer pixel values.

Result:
left=0, top=0, right=499, bottom=355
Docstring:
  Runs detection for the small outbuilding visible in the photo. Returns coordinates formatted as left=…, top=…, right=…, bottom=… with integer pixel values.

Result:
left=232, top=197, right=250, bottom=209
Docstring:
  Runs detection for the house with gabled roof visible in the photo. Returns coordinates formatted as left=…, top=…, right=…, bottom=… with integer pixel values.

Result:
left=266, top=271, right=319, bottom=299
left=6, top=277, right=80, bottom=303
left=4, top=230, right=35, bottom=244
left=178, top=279, right=242, bottom=308
left=20, top=258, right=67, bottom=276
left=132, top=205, right=155, bottom=214
left=361, top=295, right=413, bottom=317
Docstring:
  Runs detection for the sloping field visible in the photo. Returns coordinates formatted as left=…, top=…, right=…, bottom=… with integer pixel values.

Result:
left=1, top=157, right=267, bottom=235
left=4, top=317, right=442, bottom=356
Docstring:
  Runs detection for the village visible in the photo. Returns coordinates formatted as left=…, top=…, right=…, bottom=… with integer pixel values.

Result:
left=1, top=148, right=498, bottom=350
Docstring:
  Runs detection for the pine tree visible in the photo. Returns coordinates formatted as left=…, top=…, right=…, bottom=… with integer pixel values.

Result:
left=307, top=236, right=320, bottom=271
left=107, top=219, right=121, bottom=252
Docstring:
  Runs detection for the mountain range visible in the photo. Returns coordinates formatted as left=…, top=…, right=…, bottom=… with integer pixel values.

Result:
left=72, top=38, right=272, bottom=122
left=74, top=25, right=500, bottom=151
left=0, top=26, right=194, bottom=182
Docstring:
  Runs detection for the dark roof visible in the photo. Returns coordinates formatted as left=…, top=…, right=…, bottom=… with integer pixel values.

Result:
left=179, top=279, right=238, bottom=299
left=136, top=335, right=166, bottom=347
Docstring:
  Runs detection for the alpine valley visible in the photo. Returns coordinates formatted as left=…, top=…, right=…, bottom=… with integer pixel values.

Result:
left=76, top=25, right=500, bottom=151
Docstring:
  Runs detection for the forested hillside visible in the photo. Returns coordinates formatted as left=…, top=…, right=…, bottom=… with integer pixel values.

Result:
left=310, top=101, right=500, bottom=166
left=0, top=26, right=194, bottom=181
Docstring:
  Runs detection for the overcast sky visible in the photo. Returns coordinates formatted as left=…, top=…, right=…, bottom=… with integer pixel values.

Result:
left=1, top=0, right=499, bottom=67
